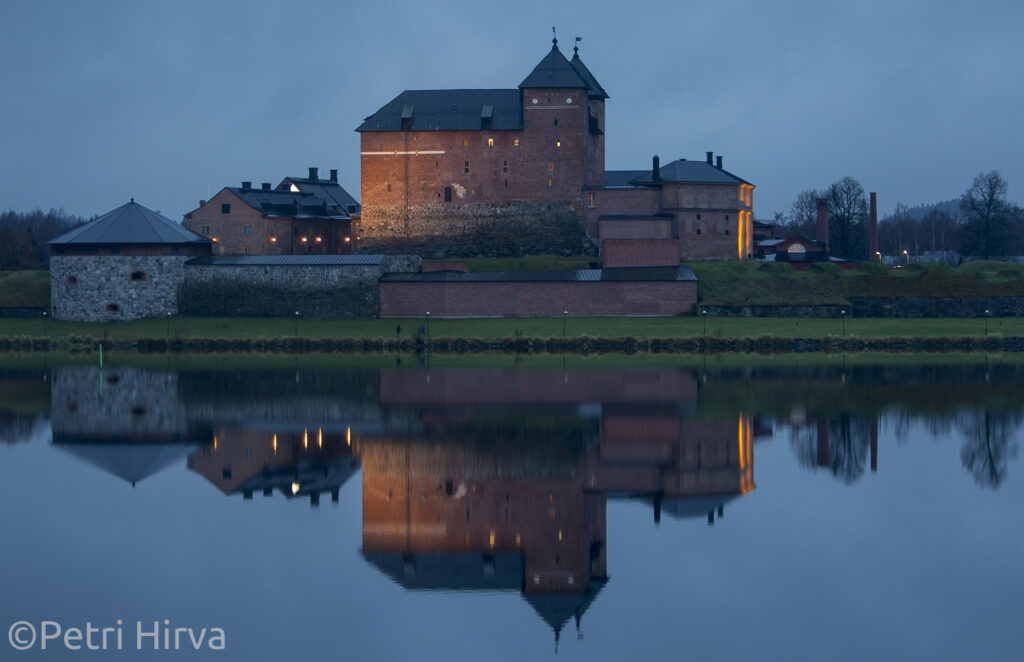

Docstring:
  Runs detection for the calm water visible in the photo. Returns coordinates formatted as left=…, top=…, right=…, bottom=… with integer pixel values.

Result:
left=1, top=358, right=1022, bottom=661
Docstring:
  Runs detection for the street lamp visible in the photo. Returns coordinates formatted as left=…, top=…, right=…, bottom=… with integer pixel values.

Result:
left=41, top=310, right=48, bottom=337
left=985, top=309, right=991, bottom=335
left=166, top=311, right=172, bottom=338
left=294, top=311, right=300, bottom=337
left=903, top=249, right=909, bottom=266
left=840, top=309, right=847, bottom=336
left=425, top=312, right=430, bottom=339
left=875, top=251, right=882, bottom=263
left=562, top=310, right=568, bottom=337
left=701, top=309, right=708, bottom=337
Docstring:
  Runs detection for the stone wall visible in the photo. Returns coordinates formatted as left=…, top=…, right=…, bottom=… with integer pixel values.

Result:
left=180, top=256, right=421, bottom=317
left=50, top=255, right=191, bottom=321
left=358, top=201, right=592, bottom=257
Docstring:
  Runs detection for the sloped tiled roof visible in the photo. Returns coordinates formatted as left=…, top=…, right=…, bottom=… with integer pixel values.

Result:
left=187, top=255, right=382, bottom=266
left=357, top=89, right=524, bottom=132
left=380, top=266, right=695, bottom=282
left=630, top=158, right=752, bottom=186
left=50, top=200, right=209, bottom=245
left=281, top=177, right=360, bottom=212
left=519, top=43, right=590, bottom=90
left=228, top=187, right=352, bottom=219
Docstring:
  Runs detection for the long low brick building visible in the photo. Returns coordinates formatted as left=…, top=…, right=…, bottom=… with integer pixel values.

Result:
left=378, top=266, right=697, bottom=317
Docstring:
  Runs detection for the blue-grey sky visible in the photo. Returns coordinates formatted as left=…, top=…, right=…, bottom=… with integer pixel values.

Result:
left=2, top=0, right=1022, bottom=222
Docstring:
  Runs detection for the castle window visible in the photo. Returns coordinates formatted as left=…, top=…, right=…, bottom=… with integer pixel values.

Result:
left=502, top=161, right=508, bottom=173
left=587, top=193, right=596, bottom=208
left=201, top=225, right=210, bottom=235
left=487, top=138, right=494, bottom=147
left=106, top=303, right=120, bottom=312
left=556, top=140, right=561, bottom=147
left=221, top=203, right=230, bottom=214
left=66, top=276, right=78, bottom=285
left=548, top=178, right=553, bottom=187
left=386, top=181, right=391, bottom=192
left=548, top=162, right=554, bottom=172
left=696, top=227, right=702, bottom=235
left=444, top=186, right=452, bottom=202
left=513, top=138, right=520, bottom=147
left=243, top=226, right=252, bottom=235
left=725, top=214, right=730, bottom=220
left=130, top=270, right=147, bottom=281
left=244, top=245, right=253, bottom=254
left=464, top=161, right=470, bottom=173
left=554, top=118, right=559, bottom=126
left=463, top=138, right=470, bottom=147
left=725, top=229, right=730, bottom=235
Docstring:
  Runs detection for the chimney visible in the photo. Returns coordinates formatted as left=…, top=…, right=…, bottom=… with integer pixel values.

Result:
left=308, top=167, right=318, bottom=181
left=262, top=182, right=271, bottom=191
left=329, top=169, right=338, bottom=182
left=652, top=155, right=661, bottom=181
left=716, top=155, right=723, bottom=169
left=706, top=151, right=713, bottom=165
left=816, top=198, right=830, bottom=253
left=241, top=181, right=252, bottom=190
left=869, top=192, right=878, bottom=258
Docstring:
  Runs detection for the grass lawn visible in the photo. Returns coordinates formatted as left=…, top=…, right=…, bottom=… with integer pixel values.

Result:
left=0, top=270, right=48, bottom=308
left=0, top=314, right=1020, bottom=341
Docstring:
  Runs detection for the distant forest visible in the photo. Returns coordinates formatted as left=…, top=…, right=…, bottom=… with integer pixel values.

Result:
left=774, top=171, right=1024, bottom=261
left=0, top=209, right=89, bottom=270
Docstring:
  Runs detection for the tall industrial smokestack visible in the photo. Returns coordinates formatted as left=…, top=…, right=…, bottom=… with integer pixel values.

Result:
left=869, top=192, right=878, bottom=259
left=816, top=198, right=830, bottom=253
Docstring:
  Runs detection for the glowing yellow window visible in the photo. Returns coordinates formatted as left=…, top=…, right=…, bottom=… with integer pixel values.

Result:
left=513, top=138, right=520, bottom=147
left=487, top=138, right=494, bottom=147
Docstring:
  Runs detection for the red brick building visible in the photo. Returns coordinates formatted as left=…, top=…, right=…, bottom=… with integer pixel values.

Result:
left=356, top=37, right=607, bottom=255
left=183, top=168, right=360, bottom=255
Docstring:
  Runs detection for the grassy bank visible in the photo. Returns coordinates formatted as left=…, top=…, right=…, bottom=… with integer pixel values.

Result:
left=0, top=270, right=48, bottom=309
left=1, top=315, right=1021, bottom=341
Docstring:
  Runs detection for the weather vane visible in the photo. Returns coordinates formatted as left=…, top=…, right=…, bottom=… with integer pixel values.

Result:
left=552, top=26, right=557, bottom=46
left=575, top=35, right=582, bottom=56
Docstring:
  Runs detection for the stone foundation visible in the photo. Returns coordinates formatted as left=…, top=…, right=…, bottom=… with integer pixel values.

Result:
left=50, top=255, right=191, bottom=321
left=358, top=201, right=593, bottom=257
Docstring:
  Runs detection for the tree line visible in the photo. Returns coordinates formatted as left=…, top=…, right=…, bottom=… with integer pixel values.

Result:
left=0, top=209, right=89, bottom=270
left=775, top=171, right=1024, bottom=260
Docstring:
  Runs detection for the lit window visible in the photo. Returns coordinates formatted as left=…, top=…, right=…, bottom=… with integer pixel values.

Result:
left=344, top=236, right=351, bottom=243
left=548, top=162, right=554, bottom=172
left=548, top=178, right=553, bottom=187
left=301, top=236, right=308, bottom=243
left=487, top=138, right=494, bottom=147
left=211, top=237, right=218, bottom=242
left=270, top=237, right=277, bottom=243
left=289, top=183, right=300, bottom=192
left=315, top=236, right=322, bottom=243
left=587, top=192, right=596, bottom=208
left=556, top=140, right=561, bottom=147
left=513, top=138, right=520, bottom=147
left=463, top=138, right=469, bottom=147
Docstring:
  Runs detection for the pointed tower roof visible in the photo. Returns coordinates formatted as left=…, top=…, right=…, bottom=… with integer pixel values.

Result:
left=569, top=49, right=608, bottom=99
left=50, top=200, right=209, bottom=246
left=519, top=38, right=590, bottom=90
left=523, top=578, right=607, bottom=646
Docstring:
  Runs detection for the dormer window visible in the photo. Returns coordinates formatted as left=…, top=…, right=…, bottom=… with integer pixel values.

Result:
left=289, top=183, right=300, bottom=192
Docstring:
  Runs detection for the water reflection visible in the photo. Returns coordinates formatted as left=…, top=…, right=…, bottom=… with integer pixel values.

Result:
left=1, top=360, right=1022, bottom=655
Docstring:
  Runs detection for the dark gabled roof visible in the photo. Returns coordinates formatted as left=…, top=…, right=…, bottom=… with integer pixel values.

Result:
left=362, top=551, right=525, bottom=590
left=519, top=42, right=590, bottom=90
left=357, top=89, right=524, bottom=132
left=603, top=170, right=652, bottom=188
left=279, top=177, right=360, bottom=213
left=53, top=442, right=198, bottom=486
left=187, top=255, right=383, bottom=267
left=227, top=187, right=352, bottom=220
left=50, top=200, right=209, bottom=246
left=380, top=266, right=695, bottom=283
left=629, top=158, right=752, bottom=186
left=569, top=52, right=608, bottom=99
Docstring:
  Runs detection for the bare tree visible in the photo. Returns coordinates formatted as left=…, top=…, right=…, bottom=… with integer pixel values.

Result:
left=827, top=176, right=869, bottom=260
left=785, top=189, right=820, bottom=237
left=958, top=410, right=1021, bottom=489
left=959, top=171, right=1009, bottom=260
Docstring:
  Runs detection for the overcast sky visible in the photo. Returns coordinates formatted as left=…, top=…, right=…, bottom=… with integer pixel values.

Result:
left=2, top=0, right=1022, bottom=222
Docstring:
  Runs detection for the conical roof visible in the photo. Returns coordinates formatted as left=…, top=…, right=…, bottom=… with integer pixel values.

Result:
left=519, top=40, right=590, bottom=90
left=50, top=200, right=209, bottom=246
left=54, top=442, right=196, bottom=486
left=523, top=578, right=607, bottom=643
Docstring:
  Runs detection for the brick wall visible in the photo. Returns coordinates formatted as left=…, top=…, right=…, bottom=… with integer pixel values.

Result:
left=601, top=239, right=679, bottom=267
left=379, top=279, right=696, bottom=317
